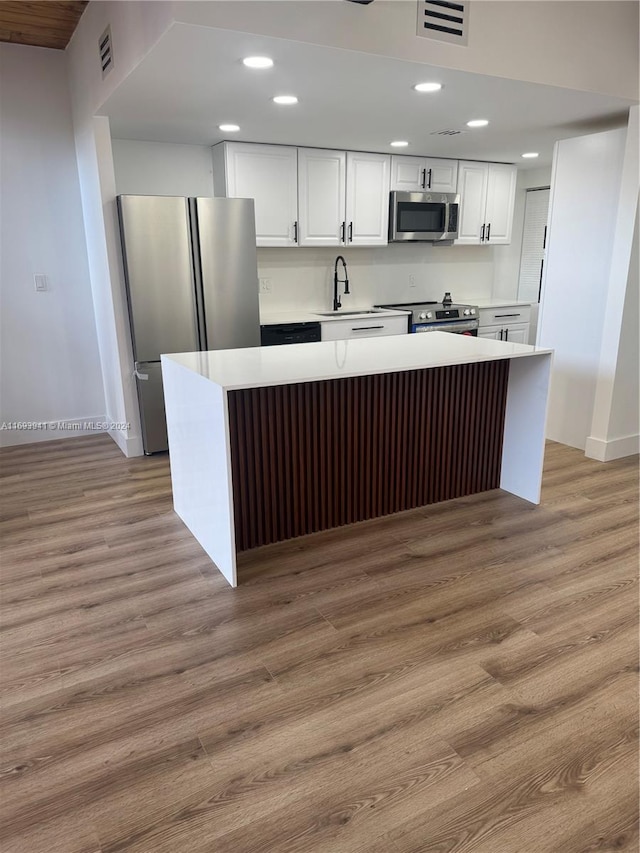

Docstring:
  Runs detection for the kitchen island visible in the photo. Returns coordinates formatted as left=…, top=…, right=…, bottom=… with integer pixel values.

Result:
left=161, top=333, right=552, bottom=586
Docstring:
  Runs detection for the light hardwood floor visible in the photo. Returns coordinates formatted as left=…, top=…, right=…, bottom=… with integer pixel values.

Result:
left=0, top=434, right=638, bottom=853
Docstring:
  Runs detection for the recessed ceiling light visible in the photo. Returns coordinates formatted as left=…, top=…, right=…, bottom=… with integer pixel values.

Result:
left=243, top=56, right=273, bottom=69
left=413, top=82, right=442, bottom=93
left=390, top=140, right=409, bottom=148
left=272, top=95, right=298, bottom=105
left=218, top=124, right=240, bottom=132
left=466, top=119, right=489, bottom=128
left=521, top=152, right=539, bottom=158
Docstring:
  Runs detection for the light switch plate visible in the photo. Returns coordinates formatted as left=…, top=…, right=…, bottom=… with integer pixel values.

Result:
left=34, top=274, right=48, bottom=292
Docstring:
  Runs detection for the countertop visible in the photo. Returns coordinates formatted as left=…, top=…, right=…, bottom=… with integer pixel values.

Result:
left=162, top=331, right=552, bottom=392
left=260, top=301, right=533, bottom=325
left=260, top=308, right=410, bottom=325
left=472, top=298, right=534, bottom=309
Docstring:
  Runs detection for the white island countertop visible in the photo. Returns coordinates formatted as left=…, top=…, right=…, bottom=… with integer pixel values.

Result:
left=162, top=331, right=552, bottom=392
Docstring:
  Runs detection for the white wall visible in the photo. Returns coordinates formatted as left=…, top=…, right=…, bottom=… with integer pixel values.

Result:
left=257, top=244, right=496, bottom=315
left=0, top=44, right=106, bottom=447
left=67, top=0, right=173, bottom=119
left=111, top=139, right=214, bottom=196
left=538, top=126, right=628, bottom=451
left=586, top=106, right=640, bottom=461
left=607, top=212, right=639, bottom=445
left=66, top=2, right=176, bottom=456
left=72, top=117, right=143, bottom=456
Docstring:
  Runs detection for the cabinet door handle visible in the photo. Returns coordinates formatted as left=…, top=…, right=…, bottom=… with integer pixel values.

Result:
left=293, top=221, right=298, bottom=243
left=505, top=328, right=509, bottom=341
left=421, top=169, right=426, bottom=189
left=340, top=221, right=346, bottom=243
left=426, top=168, right=432, bottom=189
left=495, top=313, right=520, bottom=319
left=348, top=222, right=353, bottom=243
left=499, top=329, right=503, bottom=341
left=486, top=223, right=491, bottom=242
left=480, top=224, right=485, bottom=242
left=351, top=325, right=384, bottom=331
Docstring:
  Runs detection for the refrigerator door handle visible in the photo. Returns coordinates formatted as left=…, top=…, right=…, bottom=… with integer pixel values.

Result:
left=134, top=364, right=149, bottom=380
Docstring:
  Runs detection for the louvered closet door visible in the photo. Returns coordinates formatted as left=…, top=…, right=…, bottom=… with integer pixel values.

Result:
left=518, top=188, right=550, bottom=303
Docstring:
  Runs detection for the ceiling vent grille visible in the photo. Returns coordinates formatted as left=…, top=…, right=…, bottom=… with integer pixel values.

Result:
left=431, top=129, right=465, bottom=136
left=99, top=27, right=113, bottom=78
left=416, top=1, right=469, bottom=46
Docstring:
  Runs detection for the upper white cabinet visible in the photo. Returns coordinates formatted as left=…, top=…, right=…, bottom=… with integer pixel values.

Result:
left=345, top=151, right=390, bottom=246
left=484, top=164, right=518, bottom=243
left=215, top=143, right=389, bottom=248
left=298, top=148, right=390, bottom=247
left=456, top=161, right=517, bottom=245
left=214, top=142, right=298, bottom=247
left=390, top=156, right=458, bottom=193
left=297, top=148, right=346, bottom=247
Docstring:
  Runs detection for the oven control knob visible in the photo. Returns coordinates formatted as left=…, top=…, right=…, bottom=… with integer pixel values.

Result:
left=470, top=308, right=476, bottom=315
left=419, top=312, right=427, bottom=320
left=463, top=309, right=470, bottom=316
left=426, top=311, right=433, bottom=319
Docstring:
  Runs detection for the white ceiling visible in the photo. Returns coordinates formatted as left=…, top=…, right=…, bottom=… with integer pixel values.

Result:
left=101, top=22, right=634, bottom=169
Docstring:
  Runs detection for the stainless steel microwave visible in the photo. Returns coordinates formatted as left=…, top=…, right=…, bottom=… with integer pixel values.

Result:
left=389, top=191, right=460, bottom=242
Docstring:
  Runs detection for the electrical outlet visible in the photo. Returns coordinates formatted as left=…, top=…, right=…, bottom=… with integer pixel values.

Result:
left=408, top=274, right=416, bottom=288
left=259, top=277, right=272, bottom=294
left=34, top=274, right=48, bottom=292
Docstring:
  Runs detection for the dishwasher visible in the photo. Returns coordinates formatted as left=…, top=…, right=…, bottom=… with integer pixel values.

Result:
left=260, top=322, right=322, bottom=346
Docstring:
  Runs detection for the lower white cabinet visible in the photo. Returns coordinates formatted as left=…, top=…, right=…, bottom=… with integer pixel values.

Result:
left=478, top=304, right=531, bottom=344
left=321, top=315, right=407, bottom=341
left=478, top=324, right=529, bottom=343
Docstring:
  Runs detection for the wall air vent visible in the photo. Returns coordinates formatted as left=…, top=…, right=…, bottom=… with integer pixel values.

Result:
left=431, top=129, right=465, bottom=136
left=417, top=1, right=469, bottom=46
left=99, top=26, right=113, bottom=78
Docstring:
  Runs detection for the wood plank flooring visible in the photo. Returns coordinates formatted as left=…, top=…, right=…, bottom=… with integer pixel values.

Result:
left=0, top=434, right=638, bottom=852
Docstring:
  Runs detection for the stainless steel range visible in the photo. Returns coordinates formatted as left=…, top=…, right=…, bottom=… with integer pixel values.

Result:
left=375, top=300, right=479, bottom=335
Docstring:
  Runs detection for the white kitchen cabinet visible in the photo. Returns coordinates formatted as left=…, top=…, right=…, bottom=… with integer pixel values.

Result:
left=390, top=156, right=458, bottom=193
left=484, top=164, right=518, bottom=243
left=297, top=148, right=346, bottom=247
left=345, top=151, right=390, bottom=246
left=320, top=314, right=407, bottom=341
left=478, top=304, right=531, bottom=343
left=456, top=161, right=517, bottom=245
left=213, top=142, right=298, bottom=247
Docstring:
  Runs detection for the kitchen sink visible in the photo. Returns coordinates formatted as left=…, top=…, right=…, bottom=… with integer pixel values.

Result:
left=314, top=309, right=384, bottom=317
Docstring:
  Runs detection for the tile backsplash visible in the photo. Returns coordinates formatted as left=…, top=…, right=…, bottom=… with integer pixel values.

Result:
left=257, top=243, right=497, bottom=315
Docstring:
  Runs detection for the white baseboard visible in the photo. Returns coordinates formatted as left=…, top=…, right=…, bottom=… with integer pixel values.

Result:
left=0, top=417, right=144, bottom=458
left=585, top=433, right=640, bottom=462
left=108, top=426, right=144, bottom=458
left=0, top=415, right=108, bottom=448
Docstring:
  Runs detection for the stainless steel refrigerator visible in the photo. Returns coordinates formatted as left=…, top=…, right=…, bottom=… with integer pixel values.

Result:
left=117, top=195, right=260, bottom=454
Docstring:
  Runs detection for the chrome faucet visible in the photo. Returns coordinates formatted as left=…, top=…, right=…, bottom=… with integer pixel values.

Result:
left=333, top=255, right=350, bottom=311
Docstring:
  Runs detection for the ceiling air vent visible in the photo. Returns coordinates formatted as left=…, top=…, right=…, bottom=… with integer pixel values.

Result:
left=99, top=26, right=113, bottom=78
left=416, top=1, right=469, bottom=46
left=431, top=129, right=465, bottom=136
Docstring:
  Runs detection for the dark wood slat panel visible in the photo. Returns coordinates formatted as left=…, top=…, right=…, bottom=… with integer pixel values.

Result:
left=228, top=361, right=510, bottom=551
